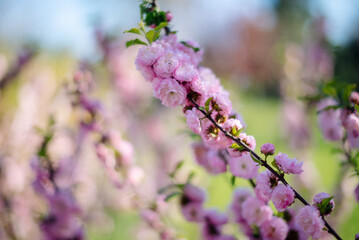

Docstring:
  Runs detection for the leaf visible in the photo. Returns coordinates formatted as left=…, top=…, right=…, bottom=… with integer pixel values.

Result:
left=124, top=28, right=142, bottom=35
left=250, top=153, right=262, bottom=165
left=146, top=30, right=156, bottom=43
left=180, top=41, right=200, bottom=52
left=154, top=22, right=168, bottom=31
left=271, top=160, right=281, bottom=172
left=126, top=39, right=148, bottom=48
left=316, top=105, right=340, bottom=114
left=317, top=196, right=334, bottom=215
left=198, top=106, right=206, bottom=112
left=204, top=97, right=213, bottom=112
left=323, top=84, right=338, bottom=98
left=169, top=160, right=184, bottom=178
left=187, top=171, right=195, bottom=183
left=231, top=175, right=236, bottom=186
left=165, top=192, right=181, bottom=202
left=229, top=143, right=245, bottom=151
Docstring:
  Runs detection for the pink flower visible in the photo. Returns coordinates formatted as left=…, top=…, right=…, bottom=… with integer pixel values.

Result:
left=136, top=42, right=164, bottom=66
left=201, top=210, right=229, bottom=240
left=274, top=152, right=303, bottom=175
left=242, top=197, right=272, bottom=226
left=209, top=92, right=232, bottom=120
left=181, top=202, right=204, bottom=222
left=260, top=217, right=289, bottom=240
left=271, top=184, right=295, bottom=212
left=313, top=192, right=335, bottom=215
left=350, top=91, right=359, bottom=105
left=260, top=143, right=275, bottom=156
left=355, top=184, right=359, bottom=202
left=317, top=98, right=343, bottom=141
left=228, top=152, right=259, bottom=179
left=182, top=184, right=206, bottom=204
left=227, top=133, right=256, bottom=158
left=185, top=108, right=202, bottom=134
left=255, top=170, right=278, bottom=202
left=343, top=113, right=359, bottom=148
left=200, top=119, right=229, bottom=149
left=344, top=114, right=359, bottom=137
left=230, top=188, right=252, bottom=222
left=135, top=63, right=156, bottom=82
left=295, top=205, right=324, bottom=239
left=153, top=78, right=187, bottom=107
left=192, top=142, right=227, bottom=174
left=222, top=118, right=243, bottom=136
left=153, top=50, right=180, bottom=78
left=181, top=184, right=206, bottom=222
left=165, top=11, right=173, bottom=22
left=177, top=40, right=203, bottom=66
left=174, top=63, right=198, bottom=82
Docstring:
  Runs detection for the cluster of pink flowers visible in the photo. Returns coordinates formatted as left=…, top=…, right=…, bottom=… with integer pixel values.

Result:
left=180, top=184, right=235, bottom=240
left=70, top=70, right=143, bottom=188
left=317, top=94, right=359, bottom=148
left=134, top=32, right=340, bottom=239
left=229, top=186, right=332, bottom=239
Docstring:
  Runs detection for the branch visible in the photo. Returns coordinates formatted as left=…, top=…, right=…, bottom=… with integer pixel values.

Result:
left=0, top=50, right=34, bottom=91
left=189, top=97, right=342, bottom=240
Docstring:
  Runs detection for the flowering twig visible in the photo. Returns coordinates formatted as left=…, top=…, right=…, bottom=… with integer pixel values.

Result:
left=0, top=49, right=34, bottom=91
left=189, top=97, right=342, bottom=240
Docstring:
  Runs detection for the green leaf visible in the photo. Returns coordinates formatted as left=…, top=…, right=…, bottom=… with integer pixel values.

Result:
left=138, top=21, right=146, bottom=33
left=316, top=105, right=340, bottom=114
left=231, top=175, right=236, bottom=186
left=323, top=84, right=338, bottom=98
left=169, top=160, right=184, bottom=178
left=165, top=192, right=181, bottom=202
left=154, top=22, right=168, bottom=31
left=204, top=97, right=213, bottom=112
left=180, top=41, right=200, bottom=53
left=124, top=28, right=142, bottom=35
left=229, top=142, right=245, bottom=151
left=126, top=39, right=148, bottom=48
left=250, top=153, right=262, bottom=165
left=187, top=171, right=195, bottom=183
left=146, top=30, right=156, bottom=43
left=271, top=160, right=281, bottom=172
left=198, top=106, right=206, bottom=112
left=316, top=196, right=334, bottom=215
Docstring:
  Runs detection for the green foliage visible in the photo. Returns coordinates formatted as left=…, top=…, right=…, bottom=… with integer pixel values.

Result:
left=180, top=41, right=201, bottom=53
left=125, top=39, right=148, bottom=48
left=250, top=153, right=262, bottom=165
left=125, top=2, right=170, bottom=47
left=165, top=192, right=182, bottom=202
left=230, top=175, right=236, bottom=186
left=229, top=142, right=245, bottom=151
left=169, top=160, right=184, bottom=178
left=315, top=196, right=334, bottom=215
left=271, top=159, right=281, bottom=173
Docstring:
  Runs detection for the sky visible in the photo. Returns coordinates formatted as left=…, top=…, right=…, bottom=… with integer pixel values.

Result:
left=0, top=0, right=358, bottom=58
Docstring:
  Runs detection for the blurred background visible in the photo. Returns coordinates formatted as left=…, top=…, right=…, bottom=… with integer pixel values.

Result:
left=0, top=0, right=358, bottom=239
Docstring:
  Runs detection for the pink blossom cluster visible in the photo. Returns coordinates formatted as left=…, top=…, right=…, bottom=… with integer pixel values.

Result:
left=230, top=188, right=291, bottom=240
left=71, top=70, right=143, bottom=188
left=230, top=187, right=329, bottom=239
left=134, top=33, right=338, bottom=239
left=317, top=96, right=359, bottom=148
left=32, top=159, right=84, bottom=240
left=180, top=184, right=235, bottom=240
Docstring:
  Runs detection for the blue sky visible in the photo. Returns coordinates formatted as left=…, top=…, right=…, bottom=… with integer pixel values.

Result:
left=0, top=0, right=358, bottom=58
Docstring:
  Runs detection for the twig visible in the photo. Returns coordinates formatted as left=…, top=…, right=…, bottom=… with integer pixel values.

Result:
left=189, top=97, right=342, bottom=240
